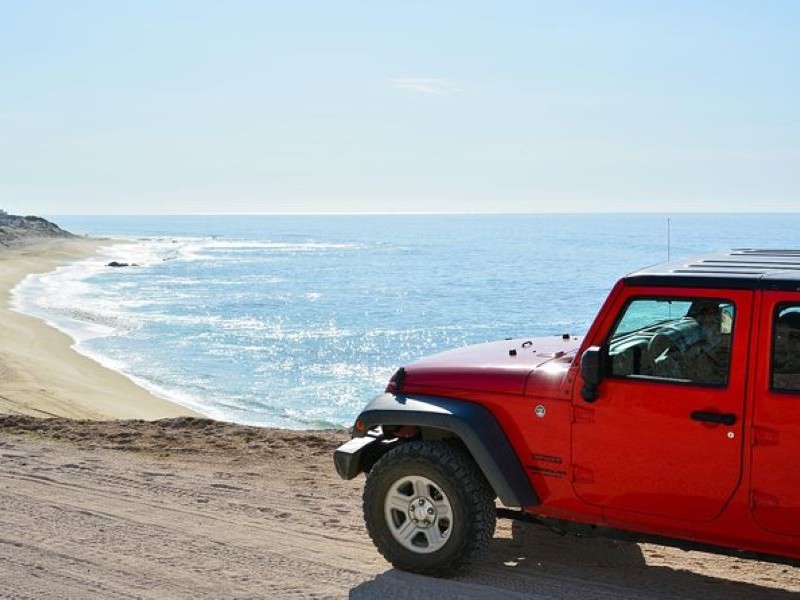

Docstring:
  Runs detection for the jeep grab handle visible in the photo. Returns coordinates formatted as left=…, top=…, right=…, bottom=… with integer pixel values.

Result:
left=690, top=411, right=737, bottom=426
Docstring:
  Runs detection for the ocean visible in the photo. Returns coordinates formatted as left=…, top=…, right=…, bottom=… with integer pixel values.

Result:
left=11, top=213, right=800, bottom=429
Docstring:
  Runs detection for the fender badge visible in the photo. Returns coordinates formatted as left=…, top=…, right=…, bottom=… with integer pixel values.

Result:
left=535, top=405, right=546, bottom=418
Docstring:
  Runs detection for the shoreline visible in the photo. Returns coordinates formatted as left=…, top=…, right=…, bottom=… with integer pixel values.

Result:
left=0, top=237, right=199, bottom=419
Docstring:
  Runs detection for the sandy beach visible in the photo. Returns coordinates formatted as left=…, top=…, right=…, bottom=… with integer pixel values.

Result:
left=1, top=239, right=799, bottom=598
left=0, top=238, right=197, bottom=420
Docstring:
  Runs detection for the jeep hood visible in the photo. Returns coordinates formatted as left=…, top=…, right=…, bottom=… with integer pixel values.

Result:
left=392, top=336, right=582, bottom=396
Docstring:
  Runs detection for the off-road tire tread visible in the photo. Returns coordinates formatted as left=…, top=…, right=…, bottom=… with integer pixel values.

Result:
left=363, top=440, right=496, bottom=576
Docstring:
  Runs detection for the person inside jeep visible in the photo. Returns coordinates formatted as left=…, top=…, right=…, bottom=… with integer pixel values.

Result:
left=643, top=300, right=732, bottom=384
left=685, top=300, right=731, bottom=385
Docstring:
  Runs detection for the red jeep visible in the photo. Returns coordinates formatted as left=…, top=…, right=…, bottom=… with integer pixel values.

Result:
left=334, top=249, right=800, bottom=575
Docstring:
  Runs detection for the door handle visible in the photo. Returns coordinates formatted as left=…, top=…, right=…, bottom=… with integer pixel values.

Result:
left=690, top=411, right=737, bottom=426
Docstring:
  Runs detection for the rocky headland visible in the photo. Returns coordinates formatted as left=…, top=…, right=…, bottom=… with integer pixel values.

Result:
left=0, top=211, right=75, bottom=246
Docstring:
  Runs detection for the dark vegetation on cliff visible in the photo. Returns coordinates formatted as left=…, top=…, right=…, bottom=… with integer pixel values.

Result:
left=0, top=212, right=75, bottom=246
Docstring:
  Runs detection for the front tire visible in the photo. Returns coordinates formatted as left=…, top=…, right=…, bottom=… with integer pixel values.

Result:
left=363, top=441, right=496, bottom=576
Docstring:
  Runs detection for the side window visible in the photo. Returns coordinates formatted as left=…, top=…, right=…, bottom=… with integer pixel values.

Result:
left=607, top=297, right=734, bottom=386
left=772, top=305, right=800, bottom=392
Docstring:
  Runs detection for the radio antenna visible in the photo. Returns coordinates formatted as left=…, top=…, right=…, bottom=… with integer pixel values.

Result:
left=667, top=217, right=671, bottom=261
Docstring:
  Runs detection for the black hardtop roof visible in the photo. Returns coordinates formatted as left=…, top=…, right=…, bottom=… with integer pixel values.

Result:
left=625, top=249, right=800, bottom=291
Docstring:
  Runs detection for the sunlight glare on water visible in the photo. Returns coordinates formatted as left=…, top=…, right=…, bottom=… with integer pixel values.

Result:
left=12, top=213, right=800, bottom=428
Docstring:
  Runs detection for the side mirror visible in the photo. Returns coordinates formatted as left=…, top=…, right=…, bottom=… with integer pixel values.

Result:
left=580, top=346, right=603, bottom=403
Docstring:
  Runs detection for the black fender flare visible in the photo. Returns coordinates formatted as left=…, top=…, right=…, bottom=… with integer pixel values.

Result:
left=356, top=393, right=539, bottom=508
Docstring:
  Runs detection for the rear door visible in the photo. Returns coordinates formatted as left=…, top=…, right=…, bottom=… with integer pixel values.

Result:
left=572, top=287, right=752, bottom=522
left=750, top=292, right=800, bottom=536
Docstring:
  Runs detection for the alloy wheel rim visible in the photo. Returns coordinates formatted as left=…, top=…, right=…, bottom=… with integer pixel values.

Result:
left=384, top=475, right=453, bottom=554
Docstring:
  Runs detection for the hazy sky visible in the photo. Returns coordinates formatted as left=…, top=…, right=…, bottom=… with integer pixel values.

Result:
left=1, top=1, right=798, bottom=214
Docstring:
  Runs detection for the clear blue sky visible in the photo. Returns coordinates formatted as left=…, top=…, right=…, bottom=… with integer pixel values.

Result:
left=1, top=1, right=798, bottom=214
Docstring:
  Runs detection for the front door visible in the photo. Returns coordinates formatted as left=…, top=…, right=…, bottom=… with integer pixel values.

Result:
left=572, top=288, right=752, bottom=522
left=750, top=292, right=800, bottom=536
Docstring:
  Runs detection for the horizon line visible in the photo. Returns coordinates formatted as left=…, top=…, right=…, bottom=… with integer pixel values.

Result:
left=43, top=209, right=800, bottom=217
